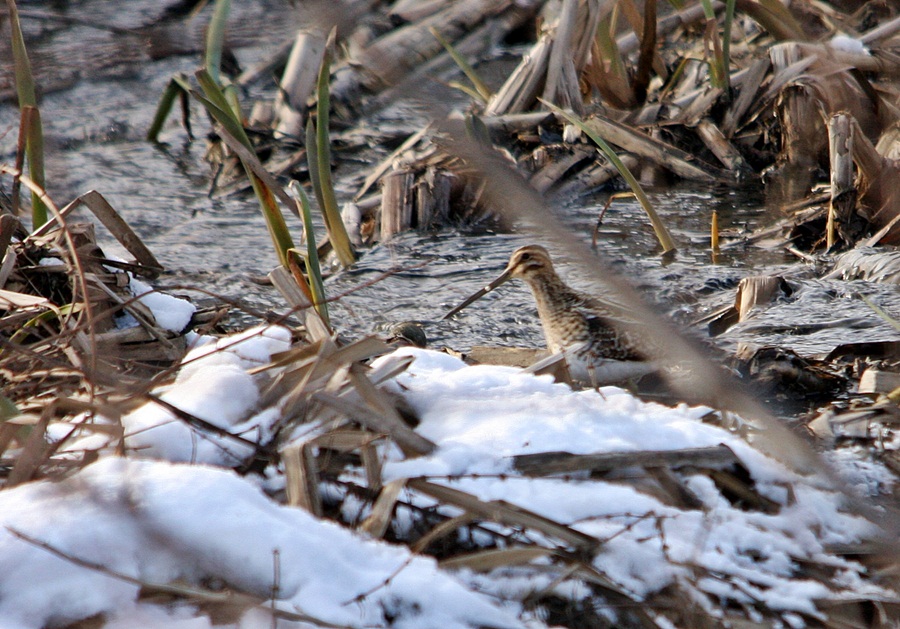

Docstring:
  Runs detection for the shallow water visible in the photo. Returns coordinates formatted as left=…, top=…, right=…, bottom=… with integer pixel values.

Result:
left=327, top=188, right=786, bottom=350
left=4, top=1, right=900, bottom=360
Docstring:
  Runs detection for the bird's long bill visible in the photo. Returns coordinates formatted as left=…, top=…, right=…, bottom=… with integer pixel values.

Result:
left=442, top=268, right=513, bottom=320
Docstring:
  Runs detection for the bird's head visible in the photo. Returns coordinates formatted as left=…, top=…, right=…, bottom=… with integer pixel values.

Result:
left=505, top=245, right=554, bottom=281
left=442, top=244, right=557, bottom=319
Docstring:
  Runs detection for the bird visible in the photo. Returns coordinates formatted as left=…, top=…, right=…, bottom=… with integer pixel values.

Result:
left=443, top=244, right=656, bottom=386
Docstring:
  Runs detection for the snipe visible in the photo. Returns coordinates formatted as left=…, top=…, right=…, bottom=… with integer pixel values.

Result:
left=444, top=245, right=656, bottom=385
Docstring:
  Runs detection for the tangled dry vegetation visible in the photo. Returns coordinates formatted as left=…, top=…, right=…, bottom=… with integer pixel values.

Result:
left=201, top=0, right=900, bottom=250
left=3, top=0, right=900, bottom=626
left=2, top=213, right=896, bottom=625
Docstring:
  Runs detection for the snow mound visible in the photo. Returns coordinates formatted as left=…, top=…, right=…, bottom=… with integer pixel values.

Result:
left=0, top=457, right=521, bottom=629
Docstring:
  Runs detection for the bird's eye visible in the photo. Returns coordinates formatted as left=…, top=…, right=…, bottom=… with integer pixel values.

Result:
left=520, top=253, right=531, bottom=261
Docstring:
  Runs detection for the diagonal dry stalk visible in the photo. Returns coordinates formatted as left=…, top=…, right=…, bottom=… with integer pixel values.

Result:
left=7, top=526, right=343, bottom=626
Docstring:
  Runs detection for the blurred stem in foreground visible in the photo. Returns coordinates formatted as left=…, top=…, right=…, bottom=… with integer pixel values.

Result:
left=722, top=0, right=736, bottom=93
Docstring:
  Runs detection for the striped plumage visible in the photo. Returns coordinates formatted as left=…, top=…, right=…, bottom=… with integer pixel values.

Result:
left=445, top=245, right=655, bottom=385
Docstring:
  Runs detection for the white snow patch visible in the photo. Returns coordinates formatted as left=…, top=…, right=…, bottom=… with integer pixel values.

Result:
left=130, top=278, right=196, bottom=333
left=7, top=339, right=894, bottom=628
left=0, top=458, right=520, bottom=629
left=120, top=325, right=292, bottom=464
left=370, top=348, right=889, bottom=614
left=830, top=34, right=870, bottom=55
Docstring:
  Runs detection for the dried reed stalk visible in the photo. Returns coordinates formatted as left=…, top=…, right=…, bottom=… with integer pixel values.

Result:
left=274, top=29, right=327, bottom=139
left=380, top=170, right=416, bottom=239
left=582, top=114, right=728, bottom=183
left=827, top=113, right=856, bottom=248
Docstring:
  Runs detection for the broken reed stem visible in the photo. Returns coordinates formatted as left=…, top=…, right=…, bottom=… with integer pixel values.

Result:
left=827, top=113, right=855, bottom=250
left=711, top=210, right=720, bottom=252
left=380, top=170, right=415, bottom=240
left=274, top=29, right=326, bottom=139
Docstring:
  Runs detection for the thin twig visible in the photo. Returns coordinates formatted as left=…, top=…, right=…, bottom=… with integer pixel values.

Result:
left=340, top=555, right=414, bottom=606
left=6, top=526, right=339, bottom=625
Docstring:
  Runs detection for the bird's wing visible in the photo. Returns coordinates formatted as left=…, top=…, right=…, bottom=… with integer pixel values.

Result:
left=583, top=310, right=648, bottom=360
left=571, top=289, right=639, bottom=323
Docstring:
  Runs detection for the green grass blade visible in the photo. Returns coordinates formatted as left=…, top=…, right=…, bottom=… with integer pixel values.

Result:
left=447, top=81, right=488, bottom=102
left=698, top=0, right=726, bottom=89
left=172, top=74, right=193, bottom=92
left=707, top=24, right=726, bottom=90
left=223, top=82, right=243, bottom=121
left=252, top=176, right=296, bottom=268
left=23, top=107, right=46, bottom=225
left=722, top=0, right=736, bottom=92
left=194, top=70, right=254, bottom=149
left=306, top=119, right=323, bottom=213
left=659, top=57, right=692, bottom=101
left=289, top=182, right=329, bottom=326
left=542, top=100, right=677, bottom=254
left=429, top=26, right=492, bottom=103
left=307, top=117, right=355, bottom=268
left=9, top=303, right=74, bottom=345
left=147, top=77, right=187, bottom=141
left=205, top=0, right=231, bottom=84
left=311, top=48, right=355, bottom=268
left=7, top=0, right=36, bottom=106
left=194, top=69, right=295, bottom=266
left=7, top=0, right=47, bottom=228
left=596, top=13, right=627, bottom=85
